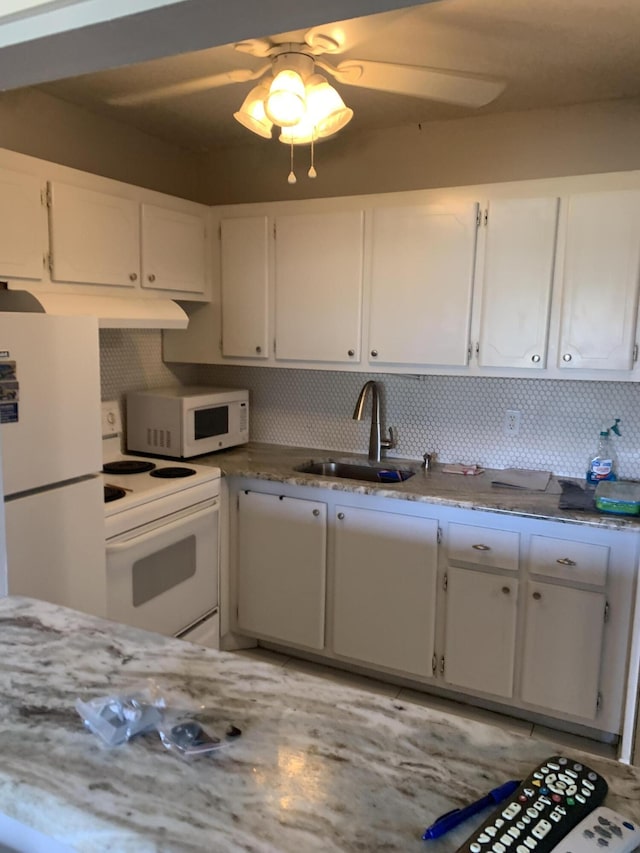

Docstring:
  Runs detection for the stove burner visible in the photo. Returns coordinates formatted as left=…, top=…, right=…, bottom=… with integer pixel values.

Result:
left=103, top=460, right=156, bottom=475
left=104, top=485, right=127, bottom=503
left=150, top=467, right=197, bottom=479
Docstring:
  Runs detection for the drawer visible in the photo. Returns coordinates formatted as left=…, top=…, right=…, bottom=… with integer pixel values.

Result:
left=528, top=534, right=609, bottom=586
left=448, top=522, right=519, bottom=571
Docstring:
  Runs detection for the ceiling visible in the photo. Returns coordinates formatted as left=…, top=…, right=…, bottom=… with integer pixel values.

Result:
left=35, top=0, right=640, bottom=152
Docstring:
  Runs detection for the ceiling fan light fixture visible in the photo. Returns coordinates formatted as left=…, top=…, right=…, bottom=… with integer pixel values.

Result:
left=305, top=74, right=353, bottom=138
left=278, top=112, right=319, bottom=145
left=233, top=83, right=273, bottom=139
left=265, top=69, right=306, bottom=126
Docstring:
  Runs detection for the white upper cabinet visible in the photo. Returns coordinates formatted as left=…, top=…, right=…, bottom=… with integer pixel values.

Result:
left=0, top=167, right=44, bottom=281
left=476, top=196, right=559, bottom=369
left=367, top=201, right=479, bottom=367
left=49, top=181, right=139, bottom=287
left=47, top=179, right=208, bottom=297
left=220, top=216, right=269, bottom=359
left=140, top=203, right=206, bottom=294
left=274, top=211, right=364, bottom=363
left=558, top=190, right=640, bottom=370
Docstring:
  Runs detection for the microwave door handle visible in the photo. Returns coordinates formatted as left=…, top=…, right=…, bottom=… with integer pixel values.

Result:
left=106, top=500, right=218, bottom=553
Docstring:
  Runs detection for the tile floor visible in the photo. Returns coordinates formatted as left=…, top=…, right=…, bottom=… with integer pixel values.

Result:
left=235, top=645, right=618, bottom=760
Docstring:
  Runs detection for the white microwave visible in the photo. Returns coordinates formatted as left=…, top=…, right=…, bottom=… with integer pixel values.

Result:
left=126, top=386, right=249, bottom=458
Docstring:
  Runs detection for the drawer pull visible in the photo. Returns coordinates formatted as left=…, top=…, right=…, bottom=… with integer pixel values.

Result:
left=556, top=557, right=576, bottom=566
left=472, top=544, right=491, bottom=551
left=501, top=586, right=510, bottom=595
left=533, top=591, right=542, bottom=600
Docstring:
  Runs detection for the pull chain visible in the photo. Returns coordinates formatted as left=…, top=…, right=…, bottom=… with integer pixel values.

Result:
left=287, top=142, right=297, bottom=184
left=308, top=136, right=317, bottom=179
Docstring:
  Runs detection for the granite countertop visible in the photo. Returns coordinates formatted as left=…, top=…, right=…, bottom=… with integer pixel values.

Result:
left=2, top=596, right=640, bottom=853
left=198, top=443, right=640, bottom=531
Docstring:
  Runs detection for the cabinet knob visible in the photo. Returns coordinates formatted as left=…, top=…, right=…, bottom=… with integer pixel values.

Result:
left=370, top=349, right=378, bottom=358
left=533, top=591, right=542, bottom=600
left=312, top=509, right=320, bottom=517
left=348, top=349, right=355, bottom=357
left=562, top=353, right=572, bottom=362
left=556, top=557, right=576, bottom=566
left=501, top=586, right=511, bottom=595
left=531, top=354, right=541, bottom=363
left=256, top=345, right=262, bottom=354
left=337, top=512, right=345, bottom=520
left=472, top=543, right=491, bottom=551
left=129, top=272, right=138, bottom=281
left=147, top=273, right=156, bottom=283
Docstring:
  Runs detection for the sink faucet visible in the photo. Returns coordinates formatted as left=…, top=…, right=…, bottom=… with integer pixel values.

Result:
left=352, top=380, right=395, bottom=462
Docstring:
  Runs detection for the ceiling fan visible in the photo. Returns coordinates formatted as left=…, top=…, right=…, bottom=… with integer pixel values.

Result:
left=109, top=28, right=505, bottom=181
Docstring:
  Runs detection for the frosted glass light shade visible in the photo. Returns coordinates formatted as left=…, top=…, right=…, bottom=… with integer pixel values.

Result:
left=233, top=83, right=273, bottom=139
left=265, top=69, right=306, bottom=126
left=279, top=111, right=320, bottom=145
left=305, top=74, right=353, bottom=138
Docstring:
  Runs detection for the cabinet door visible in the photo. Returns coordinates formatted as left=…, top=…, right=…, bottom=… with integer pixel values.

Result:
left=274, top=211, right=363, bottom=362
left=48, top=181, right=139, bottom=286
left=368, top=202, right=478, bottom=366
left=477, top=197, right=559, bottom=368
left=141, top=202, right=206, bottom=294
left=220, top=216, right=269, bottom=358
left=237, top=490, right=326, bottom=649
left=332, top=505, right=438, bottom=677
left=520, top=581, right=606, bottom=719
left=443, top=567, right=518, bottom=698
left=0, top=167, right=43, bottom=280
left=558, top=190, right=640, bottom=370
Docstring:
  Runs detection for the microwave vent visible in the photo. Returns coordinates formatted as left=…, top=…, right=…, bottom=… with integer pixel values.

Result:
left=146, top=427, right=171, bottom=450
left=239, top=402, right=248, bottom=432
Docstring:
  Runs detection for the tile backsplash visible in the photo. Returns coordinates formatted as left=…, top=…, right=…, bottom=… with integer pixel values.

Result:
left=100, top=330, right=640, bottom=479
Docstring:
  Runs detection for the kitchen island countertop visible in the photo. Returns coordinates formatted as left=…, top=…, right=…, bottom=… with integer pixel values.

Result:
left=2, top=595, right=640, bottom=853
left=197, top=442, right=640, bottom=531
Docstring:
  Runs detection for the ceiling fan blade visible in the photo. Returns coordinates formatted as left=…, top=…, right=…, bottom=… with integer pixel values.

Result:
left=108, top=65, right=268, bottom=107
left=329, top=59, right=505, bottom=108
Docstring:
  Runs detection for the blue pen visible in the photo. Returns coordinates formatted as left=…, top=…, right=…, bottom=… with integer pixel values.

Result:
left=422, top=779, right=521, bottom=841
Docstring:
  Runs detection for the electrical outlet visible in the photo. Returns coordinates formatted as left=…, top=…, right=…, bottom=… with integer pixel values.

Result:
left=504, top=409, right=521, bottom=436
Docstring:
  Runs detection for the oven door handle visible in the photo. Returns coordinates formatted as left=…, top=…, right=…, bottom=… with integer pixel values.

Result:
left=106, top=500, right=218, bottom=552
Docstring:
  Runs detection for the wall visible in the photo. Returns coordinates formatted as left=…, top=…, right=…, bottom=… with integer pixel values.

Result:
left=0, top=88, right=209, bottom=201
left=201, top=99, right=640, bottom=204
left=99, top=330, right=640, bottom=480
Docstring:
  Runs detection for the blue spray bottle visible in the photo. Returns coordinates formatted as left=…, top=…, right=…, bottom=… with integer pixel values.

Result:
left=586, top=418, right=621, bottom=486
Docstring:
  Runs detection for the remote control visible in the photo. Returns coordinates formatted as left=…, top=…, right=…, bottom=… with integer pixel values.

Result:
left=552, top=807, right=638, bottom=853
left=455, top=756, right=608, bottom=853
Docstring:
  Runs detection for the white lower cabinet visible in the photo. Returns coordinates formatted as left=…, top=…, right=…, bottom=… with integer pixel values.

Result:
left=443, top=567, right=518, bottom=698
left=236, top=490, right=327, bottom=650
left=520, top=581, right=606, bottom=719
left=332, top=505, right=438, bottom=677
left=231, top=478, right=637, bottom=739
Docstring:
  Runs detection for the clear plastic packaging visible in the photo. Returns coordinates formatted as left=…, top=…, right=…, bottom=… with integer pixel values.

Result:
left=76, top=681, right=242, bottom=758
left=75, top=688, right=164, bottom=747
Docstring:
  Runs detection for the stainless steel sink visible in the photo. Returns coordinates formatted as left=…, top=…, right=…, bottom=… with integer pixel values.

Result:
left=295, top=460, right=415, bottom=483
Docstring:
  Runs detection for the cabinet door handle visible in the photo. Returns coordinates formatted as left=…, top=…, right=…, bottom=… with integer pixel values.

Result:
left=129, top=272, right=138, bottom=281
left=531, top=354, right=541, bottom=363
left=533, top=591, right=542, bottom=600
left=472, top=543, right=491, bottom=551
left=348, top=349, right=355, bottom=357
left=256, top=345, right=262, bottom=354
left=337, top=512, right=345, bottom=520
left=562, top=353, right=572, bottom=362
left=556, top=557, right=577, bottom=566
left=501, top=586, right=511, bottom=595
left=370, top=349, right=378, bottom=358
left=312, top=508, right=320, bottom=517
left=147, top=273, right=156, bottom=283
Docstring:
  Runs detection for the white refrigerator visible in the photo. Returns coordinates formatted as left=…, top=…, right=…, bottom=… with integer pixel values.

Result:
left=0, top=313, right=106, bottom=617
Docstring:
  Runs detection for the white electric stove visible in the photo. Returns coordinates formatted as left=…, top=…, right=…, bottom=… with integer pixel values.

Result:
left=101, top=400, right=221, bottom=646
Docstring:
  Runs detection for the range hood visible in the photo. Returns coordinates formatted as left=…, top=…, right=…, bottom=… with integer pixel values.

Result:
left=0, top=288, right=188, bottom=329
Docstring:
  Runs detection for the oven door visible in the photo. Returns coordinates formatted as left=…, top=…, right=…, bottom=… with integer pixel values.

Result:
left=106, top=498, right=218, bottom=637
